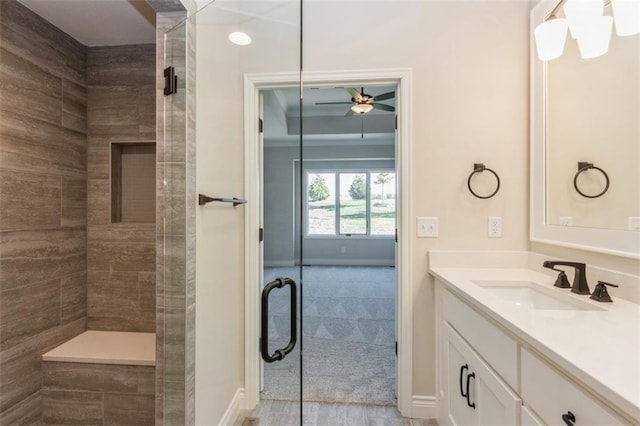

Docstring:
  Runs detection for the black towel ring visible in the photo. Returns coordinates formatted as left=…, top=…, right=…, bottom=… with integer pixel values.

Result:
left=573, top=162, right=609, bottom=199
left=467, top=163, right=500, bottom=199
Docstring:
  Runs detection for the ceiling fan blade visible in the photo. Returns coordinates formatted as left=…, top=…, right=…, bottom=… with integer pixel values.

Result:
left=374, top=91, right=395, bottom=101
left=372, top=103, right=395, bottom=112
left=346, top=87, right=363, bottom=102
left=315, top=102, right=352, bottom=105
left=345, top=109, right=356, bottom=117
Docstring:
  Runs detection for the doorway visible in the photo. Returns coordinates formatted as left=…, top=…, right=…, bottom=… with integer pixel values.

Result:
left=243, top=71, right=413, bottom=423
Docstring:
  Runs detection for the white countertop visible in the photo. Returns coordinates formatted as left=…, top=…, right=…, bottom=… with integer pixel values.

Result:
left=429, top=266, right=640, bottom=420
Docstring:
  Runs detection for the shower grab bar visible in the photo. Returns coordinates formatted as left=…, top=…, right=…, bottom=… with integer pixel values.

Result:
left=198, top=194, right=247, bottom=206
left=260, top=277, right=297, bottom=363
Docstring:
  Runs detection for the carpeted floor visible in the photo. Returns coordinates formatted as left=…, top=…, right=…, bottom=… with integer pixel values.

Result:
left=261, top=266, right=396, bottom=405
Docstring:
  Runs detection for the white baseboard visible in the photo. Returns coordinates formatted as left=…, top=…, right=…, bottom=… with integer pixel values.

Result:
left=410, top=395, right=437, bottom=419
left=297, top=258, right=396, bottom=267
left=218, top=388, right=245, bottom=426
left=264, top=260, right=295, bottom=267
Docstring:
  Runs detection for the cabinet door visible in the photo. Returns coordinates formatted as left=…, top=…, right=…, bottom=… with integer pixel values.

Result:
left=444, top=322, right=522, bottom=426
left=445, top=333, right=476, bottom=426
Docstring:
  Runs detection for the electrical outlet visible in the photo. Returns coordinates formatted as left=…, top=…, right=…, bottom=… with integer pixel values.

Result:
left=628, top=217, right=640, bottom=231
left=488, top=216, right=502, bottom=238
left=559, top=216, right=573, bottom=226
left=417, top=217, right=438, bottom=238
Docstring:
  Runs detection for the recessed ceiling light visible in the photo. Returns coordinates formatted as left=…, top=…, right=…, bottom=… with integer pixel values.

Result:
left=229, top=32, right=252, bottom=46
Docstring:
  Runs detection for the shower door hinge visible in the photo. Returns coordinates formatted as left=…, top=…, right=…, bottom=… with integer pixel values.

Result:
left=259, top=227, right=264, bottom=242
left=259, top=118, right=264, bottom=133
left=395, top=228, right=398, bottom=243
left=395, top=341, right=398, bottom=356
left=395, top=115, right=398, bottom=130
left=164, top=66, right=178, bottom=96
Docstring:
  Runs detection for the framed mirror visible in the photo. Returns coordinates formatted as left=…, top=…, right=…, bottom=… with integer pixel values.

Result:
left=531, top=0, right=640, bottom=259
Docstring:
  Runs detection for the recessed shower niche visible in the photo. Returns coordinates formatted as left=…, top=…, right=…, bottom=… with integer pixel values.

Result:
left=111, top=142, right=156, bottom=223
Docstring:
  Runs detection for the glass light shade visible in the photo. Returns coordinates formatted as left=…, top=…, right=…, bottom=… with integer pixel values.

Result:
left=351, top=103, right=374, bottom=114
left=611, top=0, right=640, bottom=36
left=228, top=32, right=252, bottom=46
left=575, top=15, right=613, bottom=58
left=534, top=19, right=569, bottom=60
left=563, top=0, right=605, bottom=38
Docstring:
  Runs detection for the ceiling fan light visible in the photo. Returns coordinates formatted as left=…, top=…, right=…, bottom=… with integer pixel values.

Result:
left=563, top=0, right=605, bottom=38
left=575, top=15, right=613, bottom=58
left=351, top=103, right=373, bottom=114
left=611, top=0, right=640, bottom=36
left=534, top=18, right=569, bottom=60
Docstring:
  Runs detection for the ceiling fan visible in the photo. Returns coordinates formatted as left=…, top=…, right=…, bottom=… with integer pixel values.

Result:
left=316, top=87, right=395, bottom=116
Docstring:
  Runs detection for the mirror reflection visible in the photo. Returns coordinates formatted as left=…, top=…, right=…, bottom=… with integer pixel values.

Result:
left=546, top=26, right=640, bottom=231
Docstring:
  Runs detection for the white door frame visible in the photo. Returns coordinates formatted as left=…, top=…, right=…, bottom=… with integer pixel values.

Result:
left=243, top=69, right=413, bottom=416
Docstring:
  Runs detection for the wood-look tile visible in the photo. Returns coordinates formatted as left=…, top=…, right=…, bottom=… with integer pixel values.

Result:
left=104, top=393, right=155, bottom=426
left=62, top=78, right=87, bottom=121
left=87, top=237, right=155, bottom=273
left=87, top=271, right=140, bottom=322
left=37, top=317, right=86, bottom=354
left=0, top=109, right=86, bottom=176
left=87, top=145, right=110, bottom=179
left=0, top=338, right=41, bottom=412
left=61, top=176, right=87, bottom=228
left=0, top=1, right=86, bottom=86
left=42, top=389, right=102, bottom=426
left=146, top=0, right=186, bottom=12
left=0, top=279, right=61, bottom=350
left=163, top=397, right=185, bottom=426
left=0, top=228, right=86, bottom=291
left=0, top=389, right=42, bottom=426
left=87, top=178, right=110, bottom=226
left=87, top=86, right=142, bottom=139
left=88, top=45, right=156, bottom=88
left=163, top=308, right=185, bottom=384
left=137, top=366, right=156, bottom=396
left=60, top=272, right=87, bottom=324
left=0, top=169, right=61, bottom=231
left=0, top=47, right=62, bottom=126
left=139, top=272, right=156, bottom=320
left=43, top=363, right=141, bottom=394
left=156, top=162, right=186, bottom=236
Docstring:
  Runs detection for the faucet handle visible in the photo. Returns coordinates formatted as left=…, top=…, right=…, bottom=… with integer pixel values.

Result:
left=553, top=271, right=571, bottom=289
left=589, top=281, right=619, bottom=303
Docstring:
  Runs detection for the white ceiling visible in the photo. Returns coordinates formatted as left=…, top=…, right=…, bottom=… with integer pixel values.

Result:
left=17, top=0, right=156, bottom=47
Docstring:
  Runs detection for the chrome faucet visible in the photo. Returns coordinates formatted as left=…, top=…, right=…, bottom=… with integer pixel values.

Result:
left=542, top=261, right=590, bottom=295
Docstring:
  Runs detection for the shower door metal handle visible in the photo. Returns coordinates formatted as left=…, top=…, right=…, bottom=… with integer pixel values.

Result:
left=260, top=277, right=297, bottom=363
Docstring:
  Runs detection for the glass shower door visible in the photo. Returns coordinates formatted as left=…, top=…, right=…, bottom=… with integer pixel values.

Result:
left=164, top=1, right=302, bottom=424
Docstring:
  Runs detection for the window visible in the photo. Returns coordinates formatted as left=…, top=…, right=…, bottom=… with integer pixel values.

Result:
left=306, top=170, right=395, bottom=237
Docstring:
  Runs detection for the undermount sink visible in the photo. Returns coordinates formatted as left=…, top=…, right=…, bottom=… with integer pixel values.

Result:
left=472, top=280, right=603, bottom=311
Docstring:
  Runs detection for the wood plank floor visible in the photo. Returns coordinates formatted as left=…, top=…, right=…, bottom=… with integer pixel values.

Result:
left=237, top=400, right=438, bottom=426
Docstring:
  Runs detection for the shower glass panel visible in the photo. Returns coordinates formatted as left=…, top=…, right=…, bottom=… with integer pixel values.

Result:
left=164, top=0, right=302, bottom=424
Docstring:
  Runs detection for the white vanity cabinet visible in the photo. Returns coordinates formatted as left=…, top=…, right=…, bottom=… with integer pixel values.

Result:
left=442, top=321, right=522, bottom=425
left=435, top=280, right=631, bottom=426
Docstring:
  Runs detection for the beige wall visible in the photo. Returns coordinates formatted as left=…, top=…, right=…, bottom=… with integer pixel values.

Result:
left=304, top=0, right=531, bottom=397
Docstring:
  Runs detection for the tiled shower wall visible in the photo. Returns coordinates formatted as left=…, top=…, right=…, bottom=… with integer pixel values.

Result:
left=0, top=0, right=88, bottom=422
left=86, top=44, right=157, bottom=332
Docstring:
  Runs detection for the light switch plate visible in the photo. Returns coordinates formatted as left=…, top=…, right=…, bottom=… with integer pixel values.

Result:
left=417, top=217, right=438, bottom=238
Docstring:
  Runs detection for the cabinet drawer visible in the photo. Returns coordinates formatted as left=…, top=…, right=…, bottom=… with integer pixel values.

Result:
left=442, top=288, right=518, bottom=389
left=521, top=405, right=544, bottom=426
left=521, top=348, right=627, bottom=425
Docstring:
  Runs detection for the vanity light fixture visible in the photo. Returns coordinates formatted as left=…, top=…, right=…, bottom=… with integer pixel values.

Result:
left=228, top=31, right=252, bottom=46
left=611, top=0, right=640, bottom=36
left=534, top=0, right=639, bottom=60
